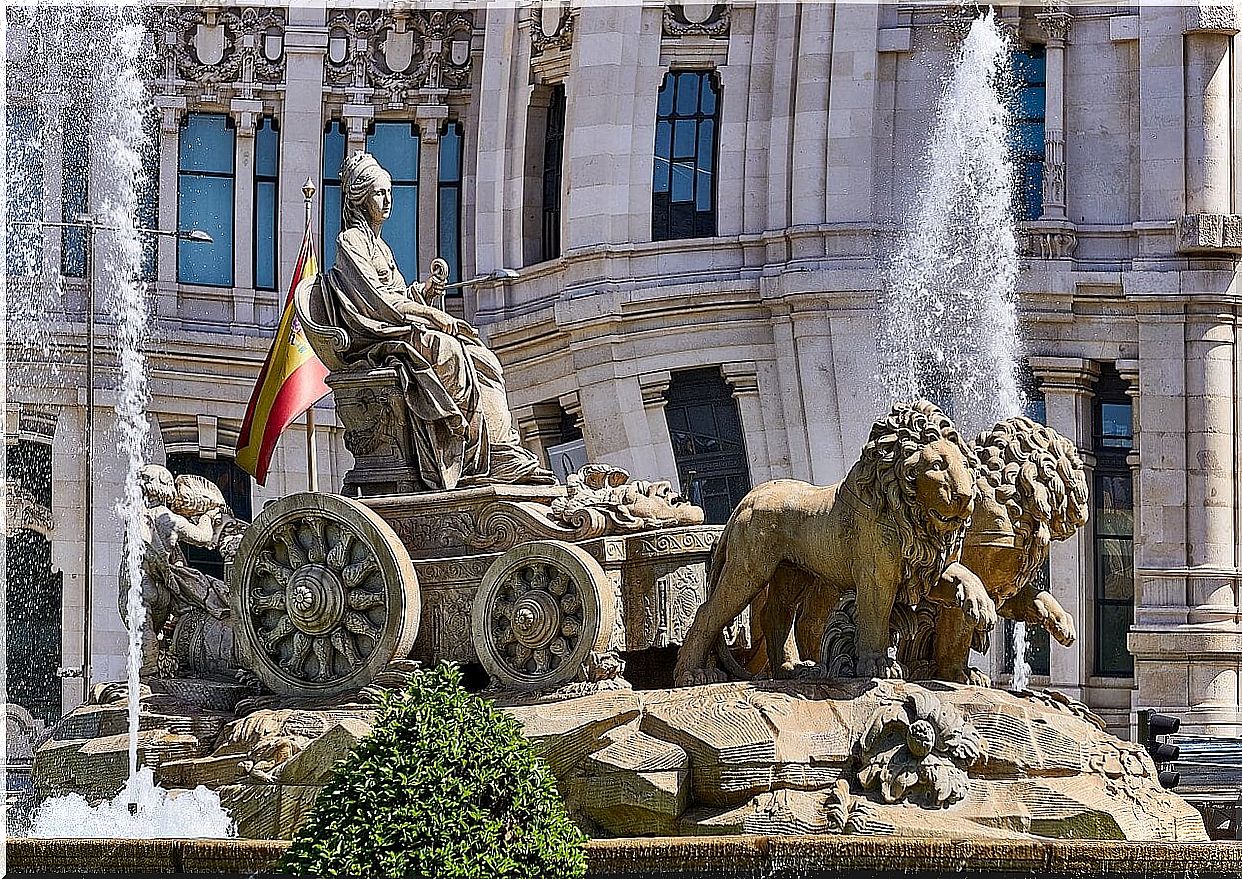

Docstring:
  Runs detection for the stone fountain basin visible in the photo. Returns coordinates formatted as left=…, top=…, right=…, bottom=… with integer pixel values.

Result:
left=7, top=836, right=1242, bottom=878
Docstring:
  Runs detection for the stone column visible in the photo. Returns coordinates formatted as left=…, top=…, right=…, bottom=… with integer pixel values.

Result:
left=1030, top=356, right=1099, bottom=702
left=280, top=9, right=328, bottom=285
left=230, top=101, right=259, bottom=323
left=1178, top=5, right=1242, bottom=252
left=720, top=361, right=770, bottom=485
left=417, top=122, right=442, bottom=272
left=1036, top=10, right=1070, bottom=221
left=636, top=371, right=681, bottom=487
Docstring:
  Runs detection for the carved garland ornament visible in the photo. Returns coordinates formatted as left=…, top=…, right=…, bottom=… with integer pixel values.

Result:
left=855, top=692, right=983, bottom=808
left=325, top=9, right=474, bottom=95
left=159, top=6, right=286, bottom=89
left=663, top=4, right=731, bottom=38
left=531, top=1, right=575, bottom=55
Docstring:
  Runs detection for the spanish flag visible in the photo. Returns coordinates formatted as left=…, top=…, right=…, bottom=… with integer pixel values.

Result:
left=236, top=219, right=330, bottom=485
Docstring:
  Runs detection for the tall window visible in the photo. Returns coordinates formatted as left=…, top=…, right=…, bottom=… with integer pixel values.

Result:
left=542, top=85, right=566, bottom=262
left=663, top=368, right=751, bottom=525
left=322, top=119, right=346, bottom=271
left=367, top=121, right=419, bottom=282
left=438, top=120, right=463, bottom=286
left=7, top=105, right=43, bottom=275
left=178, top=113, right=235, bottom=286
left=1011, top=48, right=1046, bottom=222
left=652, top=71, right=720, bottom=242
left=1093, top=366, right=1134, bottom=678
left=254, top=116, right=279, bottom=290
left=62, top=104, right=89, bottom=278
left=166, top=452, right=253, bottom=583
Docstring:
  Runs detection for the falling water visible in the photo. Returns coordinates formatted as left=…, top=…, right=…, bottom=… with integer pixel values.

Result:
left=1011, top=620, right=1031, bottom=693
left=878, top=11, right=1031, bottom=681
left=10, top=4, right=231, bottom=837
left=879, top=10, right=1024, bottom=439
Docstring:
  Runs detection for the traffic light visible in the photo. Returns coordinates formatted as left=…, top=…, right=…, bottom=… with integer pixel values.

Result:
left=1139, top=709, right=1181, bottom=790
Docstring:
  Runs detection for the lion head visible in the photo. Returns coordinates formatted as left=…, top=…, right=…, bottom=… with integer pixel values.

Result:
left=971, top=415, right=1089, bottom=587
left=855, top=400, right=979, bottom=607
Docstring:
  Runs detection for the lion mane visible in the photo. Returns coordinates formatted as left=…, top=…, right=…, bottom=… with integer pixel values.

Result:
left=973, top=415, right=1089, bottom=588
left=854, top=400, right=980, bottom=608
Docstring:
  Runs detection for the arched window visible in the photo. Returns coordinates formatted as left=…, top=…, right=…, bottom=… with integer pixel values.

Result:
left=367, top=120, right=420, bottom=281
left=663, top=368, right=751, bottom=524
left=178, top=113, right=236, bottom=286
left=322, top=119, right=347, bottom=270
left=652, top=71, right=720, bottom=241
left=254, top=116, right=280, bottom=290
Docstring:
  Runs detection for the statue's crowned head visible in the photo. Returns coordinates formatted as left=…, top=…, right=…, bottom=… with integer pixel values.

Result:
left=339, top=150, right=391, bottom=231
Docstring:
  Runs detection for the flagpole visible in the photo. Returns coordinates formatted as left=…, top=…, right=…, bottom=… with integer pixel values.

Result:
left=302, top=177, right=319, bottom=493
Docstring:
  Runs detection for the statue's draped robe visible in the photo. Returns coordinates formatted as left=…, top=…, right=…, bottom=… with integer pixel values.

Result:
left=322, top=225, right=549, bottom=490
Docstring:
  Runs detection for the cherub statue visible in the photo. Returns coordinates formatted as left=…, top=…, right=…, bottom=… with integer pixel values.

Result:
left=123, top=464, right=243, bottom=678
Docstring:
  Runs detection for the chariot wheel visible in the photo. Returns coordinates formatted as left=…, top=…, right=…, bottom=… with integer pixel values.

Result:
left=229, top=492, right=420, bottom=697
left=472, top=540, right=616, bottom=692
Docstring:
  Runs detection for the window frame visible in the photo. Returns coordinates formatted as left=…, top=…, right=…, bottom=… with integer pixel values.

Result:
left=541, top=84, right=566, bottom=263
left=177, top=112, right=237, bottom=288
left=365, top=119, right=420, bottom=283
left=1091, top=368, right=1135, bottom=679
left=321, top=118, right=347, bottom=272
left=1010, top=46, right=1047, bottom=222
left=438, top=119, right=464, bottom=287
left=253, top=115, right=280, bottom=291
left=652, top=69, right=722, bottom=242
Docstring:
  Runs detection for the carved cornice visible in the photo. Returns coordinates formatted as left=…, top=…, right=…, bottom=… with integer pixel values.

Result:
left=663, top=4, right=731, bottom=39
left=324, top=9, right=474, bottom=100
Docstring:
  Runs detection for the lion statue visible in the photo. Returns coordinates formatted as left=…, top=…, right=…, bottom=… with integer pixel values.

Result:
left=927, top=415, right=1089, bottom=684
left=672, top=400, right=997, bottom=686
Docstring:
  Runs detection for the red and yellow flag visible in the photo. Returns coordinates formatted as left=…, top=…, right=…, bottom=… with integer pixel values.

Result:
left=236, top=220, right=330, bottom=485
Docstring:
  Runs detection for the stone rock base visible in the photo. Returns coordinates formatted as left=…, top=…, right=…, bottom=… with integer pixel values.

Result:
left=31, top=679, right=1207, bottom=842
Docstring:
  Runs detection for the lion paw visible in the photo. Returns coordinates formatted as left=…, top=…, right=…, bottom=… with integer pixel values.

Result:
left=856, top=653, right=905, bottom=680
left=775, top=660, right=827, bottom=681
left=936, top=664, right=990, bottom=686
left=1034, top=594, right=1077, bottom=646
left=673, top=665, right=730, bottom=688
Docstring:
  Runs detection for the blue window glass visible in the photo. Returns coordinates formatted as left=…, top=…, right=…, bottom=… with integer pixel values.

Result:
left=365, top=121, right=419, bottom=282
left=178, top=113, right=235, bottom=286
left=653, top=71, right=720, bottom=241
left=322, top=119, right=346, bottom=270
left=1093, top=366, right=1134, bottom=678
left=7, top=105, right=43, bottom=276
left=1010, top=48, right=1046, bottom=222
left=254, top=116, right=279, bottom=290
left=438, top=121, right=463, bottom=285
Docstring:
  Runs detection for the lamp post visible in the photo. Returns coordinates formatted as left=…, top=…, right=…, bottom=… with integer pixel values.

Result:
left=18, top=217, right=211, bottom=702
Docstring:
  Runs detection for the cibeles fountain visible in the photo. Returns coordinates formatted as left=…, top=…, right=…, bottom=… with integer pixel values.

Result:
left=16, top=5, right=1211, bottom=867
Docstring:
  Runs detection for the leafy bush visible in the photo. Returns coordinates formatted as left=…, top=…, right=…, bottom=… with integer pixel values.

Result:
left=280, top=662, right=587, bottom=878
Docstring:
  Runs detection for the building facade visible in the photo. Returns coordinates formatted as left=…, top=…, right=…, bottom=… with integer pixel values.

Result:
left=7, top=3, right=1242, bottom=740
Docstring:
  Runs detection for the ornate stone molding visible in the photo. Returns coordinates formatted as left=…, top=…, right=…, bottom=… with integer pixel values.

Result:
left=1184, top=4, right=1240, bottom=34
left=720, top=362, right=760, bottom=398
left=1176, top=213, right=1242, bottom=253
left=1020, top=220, right=1077, bottom=260
left=324, top=9, right=474, bottom=101
left=663, top=4, right=731, bottom=39
left=1041, top=129, right=1066, bottom=210
left=531, top=1, right=576, bottom=56
left=158, top=6, right=286, bottom=97
left=639, top=372, right=672, bottom=409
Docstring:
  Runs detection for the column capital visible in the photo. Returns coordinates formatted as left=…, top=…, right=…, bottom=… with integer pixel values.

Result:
left=1036, top=11, right=1072, bottom=45
left=229, top=98, right=264, bottom=138
left=638, top=371, right=672, bottom=409
left=1116, top=359, right=1140, bottom=397
left=154, top=95, right=187, bottom=134
left=557, top=390, right=582, bottom=425
left=720, top=361, right=760, bottom=397
left=1029, top=356, right=1099, bottom=395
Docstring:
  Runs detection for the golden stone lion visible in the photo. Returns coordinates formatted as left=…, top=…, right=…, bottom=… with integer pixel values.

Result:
left=673, top=400, right=997, bottom=686
left=928, top=415, right=1089, bottom=684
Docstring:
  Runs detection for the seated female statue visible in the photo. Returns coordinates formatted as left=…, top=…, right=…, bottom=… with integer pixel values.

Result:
left=321, top=150, right=554, bottom=491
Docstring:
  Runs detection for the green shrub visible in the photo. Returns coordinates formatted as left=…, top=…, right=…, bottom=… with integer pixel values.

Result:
left=280, top=662, right=587, bottom=879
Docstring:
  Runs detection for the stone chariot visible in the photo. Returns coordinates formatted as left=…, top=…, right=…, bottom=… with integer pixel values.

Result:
left=225, top=270, right=721, bottom=700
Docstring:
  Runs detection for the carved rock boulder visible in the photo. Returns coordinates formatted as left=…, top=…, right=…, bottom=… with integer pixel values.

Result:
left=500, top=680, right=1208, bottom=842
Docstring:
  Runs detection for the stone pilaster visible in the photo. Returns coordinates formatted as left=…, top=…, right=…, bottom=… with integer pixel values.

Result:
left=1030, top=356, right=1098, bottom=703
left=280, top=9, right=327, bottom=295
left=637, top=371, right=681, bottom=486
left=1036, top=11, right=1071, bottom=221
left=154, top=96, right=186, bottom=319
left=513, top=402, right=564, bottom=468
left=720, top=361, right=770, bottom=485
left=230, top=101, right=259, bottom=316
left=1178, top=5, right=1242, bottom=253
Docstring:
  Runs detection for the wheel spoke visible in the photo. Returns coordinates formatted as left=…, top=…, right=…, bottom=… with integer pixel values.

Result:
left=346, top=588, right=384, bottom=611
left=256, top=551, right=293, bottom=587
left=331, top=630, right=361, bottom=667
left=326, top=529, right=355, bottom=572
left=275, top=524, right=308, bottom=568
left=261, top=615, right=296, bottom=651
left=344, top=610, right=381, bottom=641
left=342, top=556, right=378, bottom=589
left=313, top=636, right=333, bottom=681
left=304, top=515, right=327, bottom=564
